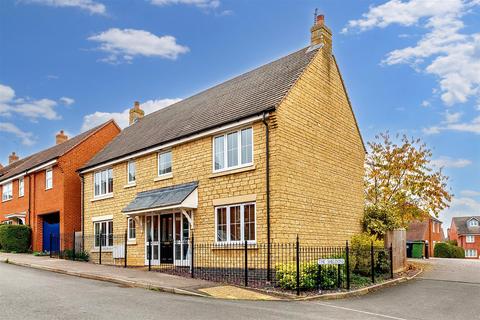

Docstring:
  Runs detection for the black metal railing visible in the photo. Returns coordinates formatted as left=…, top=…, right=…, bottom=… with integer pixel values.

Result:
left=46, top=233, right=393, bottom=295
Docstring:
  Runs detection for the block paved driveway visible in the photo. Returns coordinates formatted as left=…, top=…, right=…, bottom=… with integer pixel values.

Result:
left=0, top=258, right=479, bottom=320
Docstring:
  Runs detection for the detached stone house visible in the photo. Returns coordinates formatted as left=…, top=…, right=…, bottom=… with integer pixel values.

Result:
left=449, top=216, right=480, bottom=259
left=0, top=121, right=120, bottom=252
left=79, top=16, right=365, bottom=267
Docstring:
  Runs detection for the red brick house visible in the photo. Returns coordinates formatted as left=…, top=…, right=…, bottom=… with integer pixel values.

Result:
left=406, top=216, right=443, bottom=257
left=0, top=120, right=120, bottom=252
left=449, top=216, right=480, bottom=259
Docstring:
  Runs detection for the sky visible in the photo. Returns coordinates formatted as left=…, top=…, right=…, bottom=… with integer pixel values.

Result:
left=0, top=0, right=479, bottom=231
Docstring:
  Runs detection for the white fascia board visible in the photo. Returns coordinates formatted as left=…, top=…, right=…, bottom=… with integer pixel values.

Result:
left=0, top=159, right=57, bottom=185
left=79, top=114, right=268, bottom=175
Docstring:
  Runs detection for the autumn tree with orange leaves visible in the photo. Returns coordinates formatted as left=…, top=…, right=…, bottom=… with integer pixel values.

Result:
left=363, top=133, right=452, bottom=237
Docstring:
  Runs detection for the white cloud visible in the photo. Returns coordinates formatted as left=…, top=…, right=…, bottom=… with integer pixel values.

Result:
left=88, top=28, right=189, bottom=64
left=424, top=115, right=480, bottom=135
left=23, top=0, right=106, bottom=15
left=431, top=156, right=472, bottom=168
left=460, top=190, right=480, bottom=197
left=0, top=122, right=36, bottom=146
left=421, top=100, right=430, bottom=107
left=444, top=111, right=462, bottom=124
left=344, top=0, right=480, bottom=107
left=60, top=97, right=75, bottom=106
left=151, top=0, right=220, bottom=9
left=0, top=83, right=62, bottom=120
left=81, top=98, right=181, bottom=131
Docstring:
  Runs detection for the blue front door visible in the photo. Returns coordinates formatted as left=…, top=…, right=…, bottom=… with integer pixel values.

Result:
left=43, top=220, right=59, bottom=252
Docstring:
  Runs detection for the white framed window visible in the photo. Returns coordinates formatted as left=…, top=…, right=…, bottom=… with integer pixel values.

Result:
left=128, top=218, right=136, bottom=240
left=45, top=169, right=53, bottom=190
left=215, top=202, right=256, bottom=244
left=18, top=177, right=24, bottom=197
left=466, top=235, right=475, bottom=243
left=465, top=249, right=477, bottom=258
left=468, top=219, right=479, bottom=227
left=94, top=220, right=113, bottom=248
left=158, top=151, right=172, bottom=176
left=127, top=161, right=136, bottom=184
left=2, top=182, right=13, bottom=202
left=213, top=127, right=253, bottom=172
left=94, top=168, right=113, bottom=197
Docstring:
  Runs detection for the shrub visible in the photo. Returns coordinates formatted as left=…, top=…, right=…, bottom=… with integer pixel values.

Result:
left=0, top=225, right=31, bottom=253
left=434, top=242, right=465, bottom=258
left=446, top=240, right=458, bottom=246
left=350, top=233, right=384, bottom=276
left=275, top=261, right=340, bottom=291
left=63, top=249, right=89, bottom=262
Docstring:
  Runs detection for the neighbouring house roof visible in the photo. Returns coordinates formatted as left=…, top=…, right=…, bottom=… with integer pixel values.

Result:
left=122, top=181, right=198, bottom=214
left=81, top=46, right=321, bottom=171
left=406, top=221, right=429, bottom=241
left=452, top=216, right=480, bottom=235
left=0, top=120, right=117, bottom=184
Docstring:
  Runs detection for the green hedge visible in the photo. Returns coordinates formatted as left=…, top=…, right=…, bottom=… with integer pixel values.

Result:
left=434, top=242, right=465, bottom=258
left=275, top=261, right=342, bottom=291
left=0, top=225, right=31, bottom=253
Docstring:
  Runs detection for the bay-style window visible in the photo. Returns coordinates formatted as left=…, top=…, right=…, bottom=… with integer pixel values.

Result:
left=213, top=127, right=253, bottom=172
left=158, top=151, right=172, bottom=176
left=19, top=177, right=24, bottom=197
left=215, top=202, right=256, bottom=244
left=94, top=220, right=113, bottom=248
left=2, top=182, right=13, bottom=202
left=127, top=161, right=136, bottom=184
left=94, top=168, right=113, bottom=197
left=45, top=169, right=53, bottom=190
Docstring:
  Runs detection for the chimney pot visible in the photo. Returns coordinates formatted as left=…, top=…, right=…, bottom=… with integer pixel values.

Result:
left=316, top=14, right=324, bottom=24
left=56, top=130, right=68, bottom=145
left=310, top=12, right=332, bottom=49
left=8, top=152, right=19, bottom=164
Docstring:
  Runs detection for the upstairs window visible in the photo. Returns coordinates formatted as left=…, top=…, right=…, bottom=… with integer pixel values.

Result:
left=469, top=219, right=479, bottom=227
left=19, top=177, right=24, bottom=197
left=2, top=182, right=13, bottom=202
left=213, top=127, right=253, bottom=172
left=158, top=151, right=172, bottom=176
left=466, top=235, right=475, bottom=243
left=45, top=169, right=53, bottom=190
left=94, top=168, right=113, bottom=197
left=127, top=161, right=136, bottom=184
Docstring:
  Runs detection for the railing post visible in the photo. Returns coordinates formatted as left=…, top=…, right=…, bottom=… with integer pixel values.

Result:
left=296, top=235, right=300, bottom=296
left=124, top=229, right=128, bottom=268
left=148, top=236, right=152, bottom=271
left=244, top=240, right=248, bottom=287
left=370, top=240, right=375, bottom=284
left=191, top=236, right=195, bottom=278
left=99, top=227, right=102, bottom=265
left=390, top=244, right=394, bottom=279
left=345, top=240, right=350, bottom=290
left=49, top=233, right=53, bottom=258
left=72, top=232, right=76, bottom=261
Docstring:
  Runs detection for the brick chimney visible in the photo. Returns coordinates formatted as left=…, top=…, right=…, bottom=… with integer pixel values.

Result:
left=56, top=130, right=68, bottom=145
left=129, top=101, right=145, bottom=125
left=9, top=152, right=19, bottom=164
left=310, top=12, right=332, bottom=52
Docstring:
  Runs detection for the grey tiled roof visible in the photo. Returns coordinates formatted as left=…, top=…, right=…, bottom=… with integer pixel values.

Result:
left=82, top=46, right=320, bottom=170
left=453, top=216, right=480, bottom=235
left=0, top=120, right=116, bottom=183
left=122, top=181, right=198, bottom=213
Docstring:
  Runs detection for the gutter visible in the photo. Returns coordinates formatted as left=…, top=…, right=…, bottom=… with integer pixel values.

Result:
left=262, top=111, right=271, bottom=281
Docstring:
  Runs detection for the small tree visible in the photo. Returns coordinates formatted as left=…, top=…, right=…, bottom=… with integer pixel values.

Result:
left=364, top=132, right=452, bottom=235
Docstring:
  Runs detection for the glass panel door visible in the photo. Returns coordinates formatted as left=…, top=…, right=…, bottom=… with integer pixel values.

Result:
left=145, top=215, right=160, bottom=265
left=174, top=212, right=190, bottom=266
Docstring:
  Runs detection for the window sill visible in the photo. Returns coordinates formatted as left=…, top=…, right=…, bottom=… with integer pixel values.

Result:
left=91, top=247, right=113, bottom=253
left=212, top=243, right=258, bottom=250
left=154, top=173, right=173, bottom=182
left=45, top=187, right=53, bottom=191
left=1, top=198, right=12, bottom=203
left=91, top=194, right=114, bottom=202
left=124, top=183, right=136, bottom=189
left=127, top=240, right=137, bottom=245
left=210, top=165, right=256, bottom=178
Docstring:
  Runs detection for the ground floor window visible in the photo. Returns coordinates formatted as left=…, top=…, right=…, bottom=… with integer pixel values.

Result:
left=215, top=202, right=256, bottom=244
left=128, top=218, right=136, bottom=240
left=465, top=249, right=477, bottom=258
left=94, top=220, right=113, bottom=247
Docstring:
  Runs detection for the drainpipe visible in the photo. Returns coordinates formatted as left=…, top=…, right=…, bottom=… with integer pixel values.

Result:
left=81, top=175, right=85, bottom=250
left=27, top=174, right=31, bottom=226
left=262, top=112, right=271, bottom=281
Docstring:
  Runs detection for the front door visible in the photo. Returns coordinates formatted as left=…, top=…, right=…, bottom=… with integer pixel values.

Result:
left=145, top=215, right=160, bottom=265
left=160, top=214, right=174, bottom=263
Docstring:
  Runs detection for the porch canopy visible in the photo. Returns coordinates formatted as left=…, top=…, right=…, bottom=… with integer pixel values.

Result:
left=5, top=212, right=26, bottom=224
left=122, top=181, right=198, bottom=218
